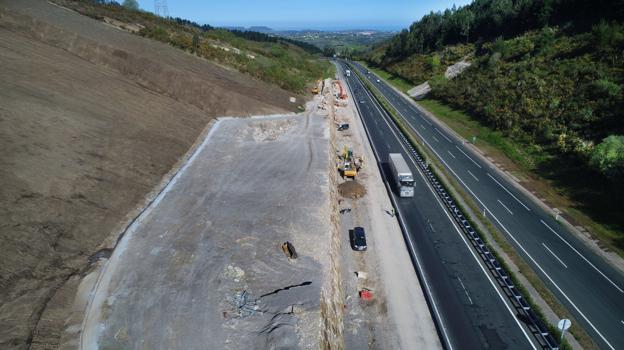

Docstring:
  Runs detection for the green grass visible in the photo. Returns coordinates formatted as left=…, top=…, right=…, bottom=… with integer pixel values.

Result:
left=355, top=68, right=589, bottom=349
left=356, top=61, right=414, bottom=92
left=417, top=98, right=624, bottom=258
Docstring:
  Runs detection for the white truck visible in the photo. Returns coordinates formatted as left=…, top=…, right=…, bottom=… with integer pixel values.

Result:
left=345, top=69, right=351, bottom=77
left=388, top=153, right=414, bottom=197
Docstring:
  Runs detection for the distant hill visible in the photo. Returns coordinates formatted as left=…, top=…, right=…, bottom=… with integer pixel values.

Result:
left=248, top=25, right=273, bottom=32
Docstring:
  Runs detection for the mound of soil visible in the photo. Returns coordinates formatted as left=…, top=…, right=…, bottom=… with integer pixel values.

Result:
left=338, top=181, right=367, bottom=199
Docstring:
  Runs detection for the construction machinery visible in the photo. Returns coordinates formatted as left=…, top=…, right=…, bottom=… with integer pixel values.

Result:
left=340, top=145, right=361, bottom=178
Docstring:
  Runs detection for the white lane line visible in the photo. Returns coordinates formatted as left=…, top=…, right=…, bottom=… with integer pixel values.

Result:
left=621, top=320, right=624, bottom=326
left=485, top=211, right=616, bottom=349
left=384, top=87, right=615, bottom=348
left=422, top=117, right=433, bottom=126
left=350, top=76, right=455, bottom=350
left=497, top=199, right=514, bottom=215
left=486, top=173, right=531, bottom=211
left=447, top=150, right=456, bottom=159
left=467, top=170, right=479, bottom=182
left=435, top=128, right=452, bottom=143
left=541, top=220, right=624, bottom=294
left=542, top=243, right=568, bottom=268
left=357, top=65, right=617, bottom=349
left=455, top=145, right=482, bottom=169
left=432, top=136, right=440, bottom=143
left=420, top=124, right=426, bottom=130
left=457, top=277, right=474, bottom=305
left=355, top=74, right=536, bottom=349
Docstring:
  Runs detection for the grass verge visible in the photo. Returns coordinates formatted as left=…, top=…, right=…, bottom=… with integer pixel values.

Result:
left=352, top=67, right=597, bottom=349
left=356, top=61, right=414, bottom=93
left=417, top=99, right=623, bottom=259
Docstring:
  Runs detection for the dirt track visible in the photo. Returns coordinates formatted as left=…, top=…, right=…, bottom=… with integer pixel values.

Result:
left=0, top=1, right=302, bottom=348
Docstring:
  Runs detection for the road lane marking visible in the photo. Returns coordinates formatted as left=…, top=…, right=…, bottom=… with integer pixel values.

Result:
left=486, top=173, right=531, bottom=211
left=621, top=320, right=624, bottom=326
left=485, top=212, right=616, bottom=349
left=540, top=220, right=624, bottom=294
left=447, top=150, right=456, bottom=159
left=420, top=124, right=426, bottom=130
left=467, top=170, right=479, bottom=182
left=457, top=277, right=474, bottom=305
left=350, top=70, right=538, bottom=349
left=352, top=64, right=616, bottom=350
left=432, top=136, right=440, bottom=143
left=497, top=199, right=514, bottom=215
left=455, top=145, right=482, bottom=169
left=542, top=243, right=568, bottom=268
left=435, top=128, right=452, bottom=142
left=346, top=73, right=455, bottom=350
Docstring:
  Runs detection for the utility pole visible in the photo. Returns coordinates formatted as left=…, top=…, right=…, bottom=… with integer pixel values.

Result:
left=154, top=0, right=169, bottom=18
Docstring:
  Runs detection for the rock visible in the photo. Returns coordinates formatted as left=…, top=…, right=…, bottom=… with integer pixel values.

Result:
left=407, top=81, right=431, bottom=100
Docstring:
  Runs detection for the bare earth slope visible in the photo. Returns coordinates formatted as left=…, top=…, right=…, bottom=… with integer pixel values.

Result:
left=0, top=1, right=300, bottom=348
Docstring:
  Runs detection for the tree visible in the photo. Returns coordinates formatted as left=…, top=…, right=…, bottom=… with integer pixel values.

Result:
left=590, top=135, right=624, bottom=177
left=457, top=8, right=475, bottom=43
left=122, top=0, right=139, bottom=11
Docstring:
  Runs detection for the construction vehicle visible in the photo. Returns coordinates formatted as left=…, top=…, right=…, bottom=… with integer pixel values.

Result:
left=388, top=153, right=414, bottom=197
left=341, top=145, right=360, bottom=178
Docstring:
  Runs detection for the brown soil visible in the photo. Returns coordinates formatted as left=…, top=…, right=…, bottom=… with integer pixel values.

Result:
left=338, top=181, right=367, bottom=199
left=0, top=1, right=301, bottom=349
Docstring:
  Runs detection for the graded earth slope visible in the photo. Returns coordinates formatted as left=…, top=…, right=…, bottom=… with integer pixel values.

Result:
left=0, top=1, right=302, bottom=348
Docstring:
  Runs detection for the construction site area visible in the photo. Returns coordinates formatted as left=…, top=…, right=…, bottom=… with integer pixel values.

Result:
left=0, top=0, right=438, bottom=348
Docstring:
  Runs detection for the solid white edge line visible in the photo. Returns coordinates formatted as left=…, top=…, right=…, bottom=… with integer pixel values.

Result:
left=497, top=199, right=514, bottom=215
left=467, top=170, right=479, bottom=182
left=354, top=70, right=537, bottom=350
left=542, top=243, right=568, bottom=268
left=540, top=220, right=624, bottom=294
left=342, top=64, right=453, bottom=350
left=486, top=173, right=531, bottom=211
left=484, top=212, right=616, bottom=350
left=358, top=66, right=616, bottom=350
left=455, top=145, right=482, bottom=169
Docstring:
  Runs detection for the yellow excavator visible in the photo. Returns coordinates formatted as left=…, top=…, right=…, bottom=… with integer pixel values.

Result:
left=342, top=146, right=358, bottom=178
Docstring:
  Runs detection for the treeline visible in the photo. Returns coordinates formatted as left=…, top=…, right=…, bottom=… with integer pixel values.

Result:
left=229, top=30, right=322, bottom=55
left=382, top=0, right=624, bottom=63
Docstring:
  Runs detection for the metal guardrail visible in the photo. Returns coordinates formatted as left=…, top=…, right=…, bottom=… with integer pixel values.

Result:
left=348, top=62, right=561, bottom=350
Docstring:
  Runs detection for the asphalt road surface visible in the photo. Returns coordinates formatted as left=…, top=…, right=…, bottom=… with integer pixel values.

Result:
left=349, top=60, right=624, bottom=349
left=337, top=62, right=537, bottom=350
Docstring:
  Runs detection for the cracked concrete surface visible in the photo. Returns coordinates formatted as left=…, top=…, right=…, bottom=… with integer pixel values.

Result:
left=80, top=108, right=331, bottom=349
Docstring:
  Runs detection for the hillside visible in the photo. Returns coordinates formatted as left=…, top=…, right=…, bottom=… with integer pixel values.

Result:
left=52, top=0, right=333, bottom=93
left=367, top=0, right=624, bottom=252
left=0, top=0, right=309, bottom=348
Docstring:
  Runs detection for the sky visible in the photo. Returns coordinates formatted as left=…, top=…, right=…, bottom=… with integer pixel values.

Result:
left=136, top=0, right=472, bottom=31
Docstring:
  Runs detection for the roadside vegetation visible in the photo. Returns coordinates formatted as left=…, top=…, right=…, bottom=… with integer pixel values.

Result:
left=53, top=0, right=333, bottom=93
left=365, top=0, right=624, bottom=254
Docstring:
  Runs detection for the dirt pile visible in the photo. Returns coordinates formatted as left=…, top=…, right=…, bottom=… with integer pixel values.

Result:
left=338, top=181, right=367, bottom=199
left=0, top=1, right=300, bottom=349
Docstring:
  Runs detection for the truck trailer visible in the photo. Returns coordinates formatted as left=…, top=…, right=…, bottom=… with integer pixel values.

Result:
left=388, top=153, right=414, bottom=197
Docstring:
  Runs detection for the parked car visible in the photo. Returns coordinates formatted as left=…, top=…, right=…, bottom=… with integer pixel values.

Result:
left=338, top=123, right=349, bottom=131
left=350, top=227, right=367, bottom=251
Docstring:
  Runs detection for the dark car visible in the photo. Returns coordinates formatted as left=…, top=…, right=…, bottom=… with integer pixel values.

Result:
left=350, top=227, right=367, bottom=251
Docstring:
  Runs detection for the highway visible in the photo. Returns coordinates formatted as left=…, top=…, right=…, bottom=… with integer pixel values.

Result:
left=348, top=60, right=624, bottom=349
left=336, top=62, right=537, bottom=349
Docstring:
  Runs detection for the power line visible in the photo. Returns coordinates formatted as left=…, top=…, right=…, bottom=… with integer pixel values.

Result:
left=154, top=0, right=169, bottom=18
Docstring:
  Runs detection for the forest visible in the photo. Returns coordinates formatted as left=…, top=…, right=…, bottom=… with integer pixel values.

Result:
left=367, top=0, right=624, bottom=249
